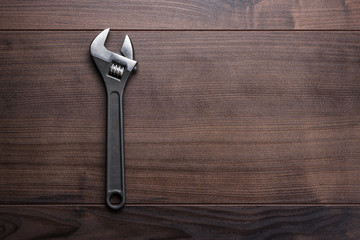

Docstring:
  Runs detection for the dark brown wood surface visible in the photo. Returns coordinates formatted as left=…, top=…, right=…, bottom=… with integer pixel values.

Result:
left=1, top=31, right=360, bottom=205
left=1, top=206, right=360, bottom=240
left=1, top=1, right=360, bottom=239
left=0, top=0, right=360, bottom=30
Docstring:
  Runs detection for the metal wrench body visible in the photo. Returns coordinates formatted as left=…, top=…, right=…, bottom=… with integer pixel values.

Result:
left=90, top=29, right=137, bottom=209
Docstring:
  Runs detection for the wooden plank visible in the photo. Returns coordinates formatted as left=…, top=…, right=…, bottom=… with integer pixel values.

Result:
left=0, top=206, right=359, bottom=239
left=0, top=0, right=360, bottom=30
left=1, top=31, right=360, bottom=204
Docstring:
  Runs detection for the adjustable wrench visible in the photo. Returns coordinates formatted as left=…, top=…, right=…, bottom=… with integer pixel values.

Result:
left=90, top=29, right=137, bottom=209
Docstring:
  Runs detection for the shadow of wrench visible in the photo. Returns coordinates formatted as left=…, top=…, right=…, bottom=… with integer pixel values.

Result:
left=90, top=28, right=137, bottom=209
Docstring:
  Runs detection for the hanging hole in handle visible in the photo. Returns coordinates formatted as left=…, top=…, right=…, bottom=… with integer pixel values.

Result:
left=107, top=191, right=124, bottom=209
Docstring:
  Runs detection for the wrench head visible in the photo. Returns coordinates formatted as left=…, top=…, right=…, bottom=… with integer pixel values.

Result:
left=90, top=28, right=137, bottom=79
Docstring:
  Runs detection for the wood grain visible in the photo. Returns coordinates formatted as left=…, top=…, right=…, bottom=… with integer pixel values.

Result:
left=0, top=206, right=359, bottom=240
left=1, top=31, right=360, bottom=204
left=0, top=0, right=360, bottom=30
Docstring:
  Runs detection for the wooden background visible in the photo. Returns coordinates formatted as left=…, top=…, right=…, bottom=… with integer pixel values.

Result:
left=1, top=1, right=360, bottom=239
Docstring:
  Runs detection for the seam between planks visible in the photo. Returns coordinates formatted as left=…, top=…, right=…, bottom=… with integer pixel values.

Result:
left=1, top=29, right=360, bottom=32
left=1, top=203, right=360, bottom=207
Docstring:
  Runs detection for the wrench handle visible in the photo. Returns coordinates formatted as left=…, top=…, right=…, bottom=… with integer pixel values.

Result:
left=105, top=78, right=127, bottom=209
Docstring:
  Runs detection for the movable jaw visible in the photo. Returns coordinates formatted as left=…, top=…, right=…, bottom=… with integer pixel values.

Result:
left=90, top=28, right=137, bottom=80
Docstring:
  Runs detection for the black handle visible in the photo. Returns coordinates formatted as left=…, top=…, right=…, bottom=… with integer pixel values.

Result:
left=105, top=74, right=129, bottom=210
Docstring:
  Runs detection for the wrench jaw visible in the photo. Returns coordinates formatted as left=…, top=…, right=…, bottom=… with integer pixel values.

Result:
left=121, top=35, right=134, bottom=60
left=90, top=28, right=137, bottom=81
